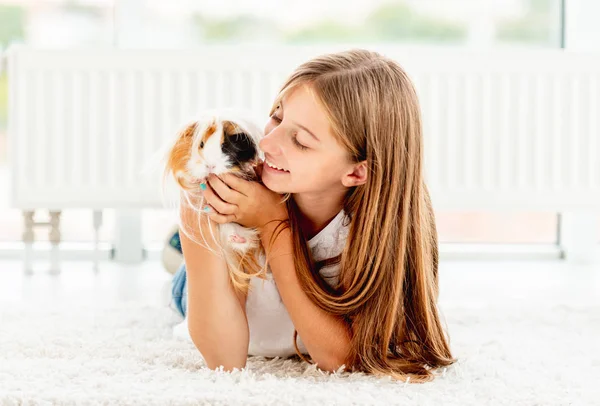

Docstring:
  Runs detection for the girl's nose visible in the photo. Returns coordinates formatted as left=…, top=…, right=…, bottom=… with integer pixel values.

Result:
left=259, top=129, right=282, bottom=155
left=258, top=138, right=271, bottom=155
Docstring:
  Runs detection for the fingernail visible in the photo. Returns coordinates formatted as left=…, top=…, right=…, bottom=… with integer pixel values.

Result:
left=203, top=206, right=210, bottom=212
left=200, top=183, right=207, bottom=190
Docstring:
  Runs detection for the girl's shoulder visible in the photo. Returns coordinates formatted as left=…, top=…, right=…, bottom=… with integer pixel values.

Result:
left=255, top=209, right=349, bottom=284
left=308, top=209, right=350, bottom=263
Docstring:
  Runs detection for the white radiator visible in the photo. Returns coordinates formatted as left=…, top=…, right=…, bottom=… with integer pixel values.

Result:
left=6, top=45, right=600, bottom=211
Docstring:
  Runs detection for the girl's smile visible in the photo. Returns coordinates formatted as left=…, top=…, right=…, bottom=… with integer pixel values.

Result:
left=264, top=157, right=290, bottom=173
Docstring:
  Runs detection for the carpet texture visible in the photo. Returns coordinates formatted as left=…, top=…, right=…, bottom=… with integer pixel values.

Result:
left=0, top=299, right=597, bottom=405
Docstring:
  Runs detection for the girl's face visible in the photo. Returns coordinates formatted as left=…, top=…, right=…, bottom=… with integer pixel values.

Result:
left=259, top=85, right=353, bottom=194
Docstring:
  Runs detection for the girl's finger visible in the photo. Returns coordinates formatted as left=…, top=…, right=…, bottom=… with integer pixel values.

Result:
left=202, top=184, right=237, bottom=215
left=207, top=211, right=236, bottom=224
left=207, top=174, right=243, bottom=204
left=219, top=173, right=252, bottom=196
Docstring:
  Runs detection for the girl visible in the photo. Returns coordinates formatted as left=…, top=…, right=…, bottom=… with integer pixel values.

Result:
left=171, top=48, right=456, bottom=383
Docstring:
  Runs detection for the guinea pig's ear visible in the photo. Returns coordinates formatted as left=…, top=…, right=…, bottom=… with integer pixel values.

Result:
left=221, top=120, right=239, bottom=136
left=180, top=121, right=199, bottom=144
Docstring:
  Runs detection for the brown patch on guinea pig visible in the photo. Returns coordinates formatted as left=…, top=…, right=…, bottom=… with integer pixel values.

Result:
left=166, top=121, right=199, bottom=191
left=222, top=120, right=240, bottom=135
left=202, top=122, right=217, bottom=147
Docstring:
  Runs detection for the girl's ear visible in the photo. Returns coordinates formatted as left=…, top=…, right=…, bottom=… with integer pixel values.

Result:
left=341, top=160, right=368, bottom=187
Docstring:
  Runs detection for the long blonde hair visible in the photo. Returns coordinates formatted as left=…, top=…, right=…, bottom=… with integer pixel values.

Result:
left=267, top=49, right=457, bottom=383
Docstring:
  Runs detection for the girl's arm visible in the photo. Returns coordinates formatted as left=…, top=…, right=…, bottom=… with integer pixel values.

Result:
left=259, top=222, right=352, bottom=372
left=179, top=193, right=249, bottom=371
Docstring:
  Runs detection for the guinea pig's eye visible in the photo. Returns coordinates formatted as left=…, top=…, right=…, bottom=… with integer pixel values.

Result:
left=200, top=141, right=204, bottom=148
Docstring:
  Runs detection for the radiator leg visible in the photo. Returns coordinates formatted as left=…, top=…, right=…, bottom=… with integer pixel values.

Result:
left=23, top=211, right=35, bottom=275
left=93, top=210, right=103, bottom=273
left=114, top=209, right=144, bottom=263
left=559, top=210, right=599, bottom=264
left=49, top=211, right=61, bottom=275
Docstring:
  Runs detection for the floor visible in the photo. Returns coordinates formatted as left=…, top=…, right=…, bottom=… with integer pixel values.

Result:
left=1, top=258, right=598, bottom=310
left=1, top=258, right=598, bottom=405
left=0, top=259, right=174, bottom=310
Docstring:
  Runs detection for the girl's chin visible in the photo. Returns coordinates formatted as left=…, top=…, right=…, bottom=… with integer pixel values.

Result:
left=262, top=176, right=290, bottom=194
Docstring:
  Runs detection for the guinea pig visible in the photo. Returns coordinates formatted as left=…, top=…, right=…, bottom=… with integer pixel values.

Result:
left=161, top=110, right=269, bottom=294
left=168, top=113, right=262, bottom=191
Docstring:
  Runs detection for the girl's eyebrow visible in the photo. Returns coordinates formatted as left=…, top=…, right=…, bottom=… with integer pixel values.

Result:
left=280, top=100, right=321, bottom=142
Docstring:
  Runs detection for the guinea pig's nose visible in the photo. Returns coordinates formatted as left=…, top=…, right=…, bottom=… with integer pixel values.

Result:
left=207, top=164, right=215, bottom=171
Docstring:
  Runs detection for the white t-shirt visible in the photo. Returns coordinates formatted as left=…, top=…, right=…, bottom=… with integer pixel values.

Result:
left=246, top=208, right=350, bottom=357
left=172, top=208, right=350, bottom=358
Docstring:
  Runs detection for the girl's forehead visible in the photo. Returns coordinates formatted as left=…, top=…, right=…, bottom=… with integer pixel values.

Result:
left=282, top=84, right=315, bottom=106
left=282, top=86, right=328, bottom=122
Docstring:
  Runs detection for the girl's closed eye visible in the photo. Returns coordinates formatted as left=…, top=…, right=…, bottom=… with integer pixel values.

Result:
left=270, top=114, right=309, bottom=151
left=292, top=134, right=308, bottom=150
left=269, top=114, right=282, bottom=124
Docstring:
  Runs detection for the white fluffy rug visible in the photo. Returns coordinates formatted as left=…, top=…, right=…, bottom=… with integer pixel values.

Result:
left=1, top=300, right=598, bottom=405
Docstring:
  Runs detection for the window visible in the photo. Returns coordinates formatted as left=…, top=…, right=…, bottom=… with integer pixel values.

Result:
left=0, top=0, right=565, bottom=246
left=113, top=0, right=561, bottom=48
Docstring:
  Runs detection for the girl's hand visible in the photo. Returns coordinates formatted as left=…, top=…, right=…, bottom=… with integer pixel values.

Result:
left=201, top=163, right=288, bottom=231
